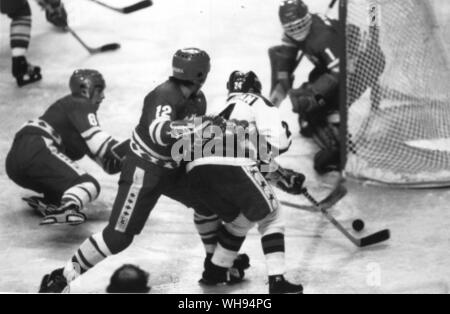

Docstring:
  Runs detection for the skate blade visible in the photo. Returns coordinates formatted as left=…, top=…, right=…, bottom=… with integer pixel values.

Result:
left=16, top=73, right=42, bottom=87
left=40, top=212, right=86, bottom=226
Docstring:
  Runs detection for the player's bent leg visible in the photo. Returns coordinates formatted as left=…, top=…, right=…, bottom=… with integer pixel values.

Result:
left=259, top=211, right=303, bottom=294
left=40, top=228, right=134, bottom=293
left=5, top=135, right=84, bottom=221
left=257, top=208, right=303, bottom=294
left=41, top=174, right=101, bottom=226
left=310, top=118, right=341, bottom=175
left=61, top=174, right=101, bottom=208
left=257, top=209, right=286, bottom=276
left=4, top=0, right=41, bottom=86
left=193, top=212, right=221, bottom=261
left=40, top=157, right=164, bottom=292
left=201, top=214, right=254, bottom=286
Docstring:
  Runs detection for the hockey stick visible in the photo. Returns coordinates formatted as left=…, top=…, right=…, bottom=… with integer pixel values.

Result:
left=38, top=2, right=120, bottom=54
left=87, top=0, right=153, bottom=14
left=66, top=26, right=121, bottom=54
left=281, top=183, right=347, bottom=212
left=301, top=188, right=390, bottom=247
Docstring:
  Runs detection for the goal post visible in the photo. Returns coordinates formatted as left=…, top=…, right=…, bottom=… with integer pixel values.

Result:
left=340, top=0, right=450, bottom=187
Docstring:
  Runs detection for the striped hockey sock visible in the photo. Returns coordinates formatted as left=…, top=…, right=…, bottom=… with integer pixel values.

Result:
left=211, top=226, right=246, bottom=268
left=63, top=232, right=112, bottom=282
left=261, top=233, right=286, bottom=276
left=193, top=213, right=221, bottom=255
left=10, top=15, right=31, bottom=55
left=61, top=182, right=100, bottom=210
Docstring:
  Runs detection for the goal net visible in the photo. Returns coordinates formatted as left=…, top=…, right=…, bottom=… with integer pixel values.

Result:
left=342, top=0, right=450, bottom=187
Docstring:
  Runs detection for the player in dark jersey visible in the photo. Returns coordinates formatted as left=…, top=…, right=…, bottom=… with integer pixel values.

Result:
left=38, top=48, right=221, bottom=293
left=269, top=0, right=384, bottom=174
left=187, top=71, right=304, bottom=294
left=0, top=0, right=67, bottom=86
left=6, top=69, right=123, bottom=225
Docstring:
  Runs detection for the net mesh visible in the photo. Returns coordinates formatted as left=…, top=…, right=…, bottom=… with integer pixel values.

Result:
left=344, top=0, right=450, bottom=187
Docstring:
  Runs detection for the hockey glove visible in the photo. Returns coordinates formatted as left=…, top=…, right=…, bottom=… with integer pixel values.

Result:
left=101, top=139, right=123, bottom=174
left=265, top=166, right=306, bottom=195
left=111, top=139, right=131, bottom=162
left=39, top=0, right=68, bottom=28
left=289, top=83, right=327, bottom=125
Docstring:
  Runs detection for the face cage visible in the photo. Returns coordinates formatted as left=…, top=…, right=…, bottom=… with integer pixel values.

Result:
left=283, top=13, right=312, bottom=42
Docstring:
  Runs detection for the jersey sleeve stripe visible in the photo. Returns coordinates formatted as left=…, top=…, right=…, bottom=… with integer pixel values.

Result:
left=154, top=120, right=169, bottom=146
left=94, top=136, right=113, bottom=159
left=149, top=118, right=170, bottom=147
left=85, top=131, right=112, bottom=158
left=132, top=130, right=173, bottom=161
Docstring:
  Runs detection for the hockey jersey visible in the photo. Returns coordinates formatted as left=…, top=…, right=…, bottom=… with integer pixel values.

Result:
left=132, top=78, right=207, bottom=169
left=186, top=92, right=292, bottom=171
left=16, top=94, right=114, bottom=161
left=282, top=14, right=341, bottom=75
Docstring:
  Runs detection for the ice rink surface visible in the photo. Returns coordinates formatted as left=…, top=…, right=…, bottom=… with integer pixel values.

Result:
left=0, top=0, right=449, bottom=293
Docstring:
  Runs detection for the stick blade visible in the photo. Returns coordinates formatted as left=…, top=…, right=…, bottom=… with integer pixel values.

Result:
left=360, top=229, right=390, bottom=247
left=123, top=0, right=152, bottom=14
left=100, top=43, right=121, bottom=52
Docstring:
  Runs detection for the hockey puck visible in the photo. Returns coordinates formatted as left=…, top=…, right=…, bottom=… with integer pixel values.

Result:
left=352, top=219, right=365, bottom=232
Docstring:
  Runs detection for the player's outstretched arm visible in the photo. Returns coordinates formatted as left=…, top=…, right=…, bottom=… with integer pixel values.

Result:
left=268, top=45, right=298, bottom=106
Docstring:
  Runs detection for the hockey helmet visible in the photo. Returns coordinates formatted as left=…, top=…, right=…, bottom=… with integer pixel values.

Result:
left=279, top=0, right=312, bottom=42
left=106, top=264, right=151, bottom=293
left=172, top=48, right=211, bottom=85
left=227, top=70, right=262, bottom=94
left=69, top=69, right=106, bottom=99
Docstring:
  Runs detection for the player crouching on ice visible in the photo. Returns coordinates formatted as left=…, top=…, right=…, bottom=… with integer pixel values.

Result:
left=5, top=69, right=124, bottom=226
left=187, top=71, right=304, bottom=294
left=38, top=48, right=243, bottom=293
left=269, top=0, right=342, bottom=174
left=269, top=0, right=385, bottom=174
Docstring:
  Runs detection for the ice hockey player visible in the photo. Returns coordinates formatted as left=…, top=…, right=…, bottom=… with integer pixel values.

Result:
left=187, top=70, right=304, bottom=294
left=0, top=0, right=67, bottom=86
left=268, top=0, right=342, bottom=174
left=269, top=0, right=385, bottom=174
left=38, top=48, right=240, bottom=293
left=6, top=69, right=123, bottom=226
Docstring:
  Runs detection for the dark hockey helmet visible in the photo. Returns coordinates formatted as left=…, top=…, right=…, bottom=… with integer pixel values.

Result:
left=172, top=48, right=211, bottom=85
left=69, top=69, right=106, bottom=99
left=279, top=0, right=312, bottom=42
left=227, top=70, right=262, bottom=94
left=106, top=264, right=150, bottom=293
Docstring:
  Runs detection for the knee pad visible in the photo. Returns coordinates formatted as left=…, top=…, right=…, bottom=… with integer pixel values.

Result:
left=257, top=208, right=285, bottom=237
left=225, top=214, right=255, bottom=238
left=103, top=226, right=134, bottom=255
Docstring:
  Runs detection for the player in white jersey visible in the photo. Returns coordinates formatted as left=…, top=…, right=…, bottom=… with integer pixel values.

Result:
left=187, top=71, right=305, bottom=294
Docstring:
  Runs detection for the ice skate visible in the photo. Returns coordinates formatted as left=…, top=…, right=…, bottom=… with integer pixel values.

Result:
left=12, top=56, right=42, bottom=87
left=39, top=268, right=69, bottom=293
left=40, top=201, right=86, bottom=226
left=269, top=275, right=303, bottom=294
